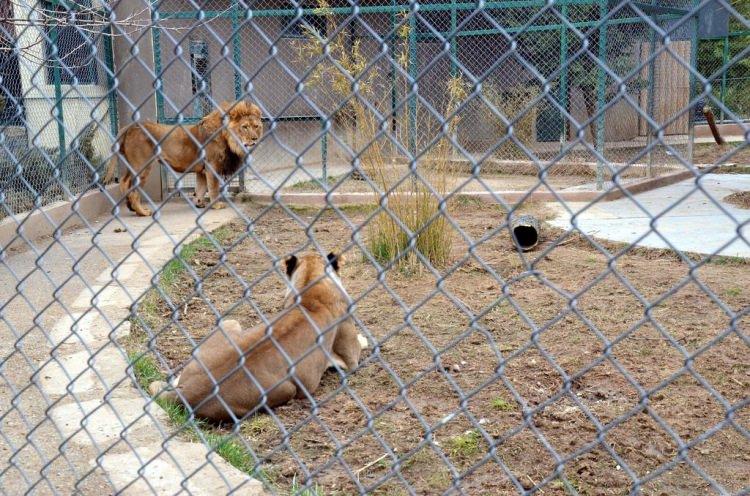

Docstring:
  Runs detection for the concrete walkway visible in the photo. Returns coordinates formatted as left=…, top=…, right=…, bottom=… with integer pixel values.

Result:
left=548, top=174, right=750, bottom=258
left=0, top=200, right=265, bottom=494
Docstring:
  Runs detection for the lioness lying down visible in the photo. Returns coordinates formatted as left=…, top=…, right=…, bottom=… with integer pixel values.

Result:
left=148, top=252, right=364, bottom=423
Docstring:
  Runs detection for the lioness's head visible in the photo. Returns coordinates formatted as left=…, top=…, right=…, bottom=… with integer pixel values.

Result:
left=215, top=100, right=263, bottom=155
left=283, top=252, right=347, bottom=307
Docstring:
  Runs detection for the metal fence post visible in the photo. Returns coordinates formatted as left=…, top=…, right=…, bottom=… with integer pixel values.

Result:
left=232, top=0, right=246, bottom=191
left=449, top=0, right=457, bottom=78
left=390, top=0, right=397, bottom=134
left=720, top=34, right=729, bottom=121
left=646, top=8, right=658, bottom=176
left=151, top=0, right=164, bottom=123
left=687, top=0, right=699, bottom=164
left=559, top=4, right=568, bottom=149
left=150, top=0, right=166, bottom=200
left=103, top=24, right=119, bottom=143
left=49, top=20, right=67, bottom=187
left=595, top=0, right=608, bottom=190
left=321, top=118, right=328, bottom=184
left=407, top=10, right=417, bottom=161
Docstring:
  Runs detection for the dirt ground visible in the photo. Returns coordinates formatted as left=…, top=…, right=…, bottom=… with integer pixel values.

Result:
left=132, top=201, right=749, bottom=495
left=283, top=171, right=594, bottom=194
left=724, top=191, right=750, bottom=210
left=283, top=141, right=750, bottom=195
left=280, top=164, right=675, bottom=195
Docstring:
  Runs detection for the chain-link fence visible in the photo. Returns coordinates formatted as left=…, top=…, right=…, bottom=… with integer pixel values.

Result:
left=698, top=30, right=750, bottom=122
left=0, top=0, right=116, bottom=218
left=695, top=0, right=750, bottom=125
left=1, top=0, right=749, bottom=494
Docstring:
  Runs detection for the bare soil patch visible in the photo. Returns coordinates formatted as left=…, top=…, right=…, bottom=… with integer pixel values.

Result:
left=131, top=203, right=750, bottom=495
left=283, top=169, right=594, bottom=195
left=724, top=191, right=750, bottom=209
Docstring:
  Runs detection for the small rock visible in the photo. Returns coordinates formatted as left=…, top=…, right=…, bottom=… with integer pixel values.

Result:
left=114, top=227, right=126, bottom=233
left=451, top=364, right=461, bottom=373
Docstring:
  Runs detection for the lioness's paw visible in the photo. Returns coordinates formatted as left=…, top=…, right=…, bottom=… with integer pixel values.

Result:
left=148, top=380, right=168, bottom=397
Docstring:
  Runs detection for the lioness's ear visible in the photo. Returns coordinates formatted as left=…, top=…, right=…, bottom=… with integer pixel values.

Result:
left=285, top=255, right=298, bottom=277
left=327, top=252, right=340, bottom=273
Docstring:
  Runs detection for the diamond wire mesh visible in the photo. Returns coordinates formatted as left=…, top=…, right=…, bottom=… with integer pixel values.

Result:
left=697, top=30, right=750, bottom=123
left=0, top=0, right=115, bottom=219
left=0, top=0, right=749, bottom=494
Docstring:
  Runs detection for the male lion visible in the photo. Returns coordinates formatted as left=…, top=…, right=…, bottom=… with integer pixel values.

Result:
left=110, top=100, right=262, bottom=216
left=148, top=252, right=366, bottom=423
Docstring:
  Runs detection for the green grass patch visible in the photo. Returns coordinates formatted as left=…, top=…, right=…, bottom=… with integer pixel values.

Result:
left=490, top=397, right=516, bottom=411
left=707, top=255, right=749, bottom=266
left=550, top=475, right=581, bottom=495
left=445, top=430, right=482, bottom=459
left=128, top=351, right=164, bottom=390
left=289, top=175, right=340, bottom=190
left=206, top=433, right=257, bottom=474
left=159, top=224, right=235, bottom=288
left=725, top=286, right=742, bottom=297
left=290, top=476, right=325, bottom=496
left=242, top=415, right=277, bottom=438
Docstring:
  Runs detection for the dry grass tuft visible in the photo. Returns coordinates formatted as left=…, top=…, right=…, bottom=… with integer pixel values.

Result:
left=295, top=4, right=468, bottom=271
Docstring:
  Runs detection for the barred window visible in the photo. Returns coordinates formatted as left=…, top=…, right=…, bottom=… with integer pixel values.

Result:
left=43, top=0, right=98, bottom=85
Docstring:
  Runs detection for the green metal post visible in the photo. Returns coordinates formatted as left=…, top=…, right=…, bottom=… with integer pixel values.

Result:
left=595, top=0, right=607, bottom=190
left=151, top=0, right=165, bottom=123
left=232, top=0, right=243, bottom=100
left=450, top=0, right=457, bottom=78
left=686, top=0, right=699, bottom=165
left=390, top=0, right=397, bottom=133
left=645, top=12, right=657, bottom=175
left=449, top=0, right=457, bottom=156
left=150, top=0, right=167, bottom=199
left=559, top=5, right=568, bottom=149
left=50, top=22, right=67, bottom=186
left=321, top=119, right=328, bottom=184
left=408, top=12, right=417, bottom=160
left=231, top=0, right=245, bottom=190
left=720, top=35, right=729, bottom=122
left=103, top=25, right=119, bottom=139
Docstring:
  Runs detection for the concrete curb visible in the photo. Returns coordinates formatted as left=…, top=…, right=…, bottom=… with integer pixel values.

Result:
left=0, top=184, right=119, bottom=251
left=244, top=169, right=694, bottom=207
left=37, top=207, right=266, bottom=495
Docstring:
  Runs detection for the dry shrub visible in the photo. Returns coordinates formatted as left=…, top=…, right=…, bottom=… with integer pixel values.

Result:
left=296, top=5, right=467, bottom=271
left=476, top=83, right=539, bottom=159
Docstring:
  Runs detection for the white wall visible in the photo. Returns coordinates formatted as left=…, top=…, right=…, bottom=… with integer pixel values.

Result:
left=12, top=0, right=113, bottom=160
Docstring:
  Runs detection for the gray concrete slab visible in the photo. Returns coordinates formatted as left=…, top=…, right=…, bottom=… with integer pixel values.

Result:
left=548, top=174, right=750, bottom=257
left=0, top=201, right=265, bottom=495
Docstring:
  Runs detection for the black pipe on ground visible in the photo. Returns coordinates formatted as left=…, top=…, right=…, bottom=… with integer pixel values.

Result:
left=511, top=215, right=540, bottom=251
